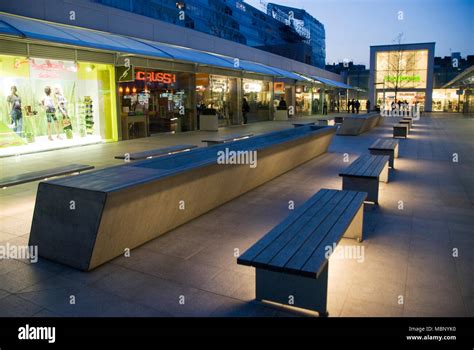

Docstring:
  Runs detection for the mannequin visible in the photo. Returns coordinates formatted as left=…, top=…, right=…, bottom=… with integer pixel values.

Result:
left=6, top=86, right=23, bottom=136
left=54, top=85, right=72, bottom=133
left=42, top=86, right=62, bottom=141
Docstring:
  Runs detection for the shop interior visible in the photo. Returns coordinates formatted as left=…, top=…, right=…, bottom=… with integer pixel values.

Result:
left=118, top=69, right=193, bottom=138
left=0, top=55, right=115, bottom=156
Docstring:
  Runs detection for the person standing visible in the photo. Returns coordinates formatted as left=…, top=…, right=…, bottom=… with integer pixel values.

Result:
left=366, top=100, right=371, bottom=112
left=42, top=86, right=62, bottom=141
left=347, top=99, right=352, bottom=113
left=355, top=100, right=360, bottom=114
left=54, top=85, right=72, bottom=134
left=242, top=98, right=250, bottom=124
left=351, top=99, right=355, bottom=114
left=7, top=86, right=23, bottom=136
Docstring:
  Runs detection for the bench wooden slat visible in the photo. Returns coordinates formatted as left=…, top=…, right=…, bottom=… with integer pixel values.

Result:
left=301, top=192, right=367, bottom=277
left=283, top=191, right=358, bottom=273
left=344, top=155, right=369, bottom=176
left=251, top=190, right=342, bottom=267
left=237, top=189, right=333, bottom=265
left=369, top=138, right=398, bottom=150
left=114, top=144, right=197, bottom=160
left=266, top=190, right=351, bottom=269
left=0, top=164, right=94, bottom=188
left=346, top=154, right=376, bottom=177
left=340, top=154, right=388, bottom=178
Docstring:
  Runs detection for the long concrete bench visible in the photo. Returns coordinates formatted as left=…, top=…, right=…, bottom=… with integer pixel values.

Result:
left=237, top=188, right=367, bottom=316
left=336, top=113, right=381, bottom=136
left=339, top=154, right=389, bottom=204
left=0, top=164, right=94, bottom=188
left=29, top=125, right=336, bottom=271
left=369, top=139, right=399, bottom=168
left=202, top=133, right=253, bottom=146
left=114, top=144, right=197, bottom=161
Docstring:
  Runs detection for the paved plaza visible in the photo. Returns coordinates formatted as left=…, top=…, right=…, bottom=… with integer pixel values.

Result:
left=0, top=113, right=473, bottom=317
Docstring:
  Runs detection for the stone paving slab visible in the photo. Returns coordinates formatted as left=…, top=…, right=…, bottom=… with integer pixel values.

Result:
left=0, top=113, right=472, bottom=317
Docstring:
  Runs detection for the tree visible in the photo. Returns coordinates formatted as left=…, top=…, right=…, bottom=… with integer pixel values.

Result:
left=386, top=33, right=417, bottom=102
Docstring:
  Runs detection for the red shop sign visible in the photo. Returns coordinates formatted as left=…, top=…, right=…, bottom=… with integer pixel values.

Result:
left=136, top=70, right=176, bottom=84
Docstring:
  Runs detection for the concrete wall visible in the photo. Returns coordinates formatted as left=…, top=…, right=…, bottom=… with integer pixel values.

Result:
left=0, top=0, right=342, bottom=81
left=29, top=126, right=336, bottom=270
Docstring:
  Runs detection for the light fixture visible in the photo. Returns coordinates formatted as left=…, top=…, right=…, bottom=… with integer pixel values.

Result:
left=125, top=86, right=130, bottom=94
left=132, top=87, right=137, bottom=93
left=119, top=86, right=123, bottom=94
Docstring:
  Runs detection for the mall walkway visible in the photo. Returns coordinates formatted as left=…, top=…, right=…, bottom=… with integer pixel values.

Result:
left=0, top=113, right=472, bottom=317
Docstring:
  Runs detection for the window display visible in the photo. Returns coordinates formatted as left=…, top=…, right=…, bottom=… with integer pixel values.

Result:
left=119, top=68, right=193, bottom=136
left=0, top=54, right=117, bottom=156
left=196, top=74, right=238, bottom=127
left=242, top=79, right=271, bottom=123
left=295, top=85, right=312, bottom=116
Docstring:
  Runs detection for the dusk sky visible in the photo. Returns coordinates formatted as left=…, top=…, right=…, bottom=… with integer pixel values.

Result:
left=244, top=0, right=474, bottom=67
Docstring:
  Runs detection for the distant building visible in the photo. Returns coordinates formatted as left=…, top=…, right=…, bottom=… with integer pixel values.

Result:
left=265, top=3, right=326, bottom=67
left=93, top=0, right=326, bottom=68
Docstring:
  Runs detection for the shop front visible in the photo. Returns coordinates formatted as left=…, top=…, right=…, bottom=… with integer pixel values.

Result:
left=242, top=78, right=272, bottom=124
left=273, top=81, right=293, bottom=120
left=0, top=54, right=117, bottom=156
left=196, top=73, right=239, bottom=127
left=432, top=89, right=463, bottom=112
left=118, top=67, right=194, bottom=138
left=295, top=84, right=313, bottom=117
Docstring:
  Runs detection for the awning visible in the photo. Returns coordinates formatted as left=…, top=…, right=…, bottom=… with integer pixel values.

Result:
left=442, top=66, right=474, bottom=89
left=311, top=75, right=360, bottom=90
left=0, top=12, right=305, bottom=81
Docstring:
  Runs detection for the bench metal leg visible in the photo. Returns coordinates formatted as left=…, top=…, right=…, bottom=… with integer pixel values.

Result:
left=343, top=176, right=379, bottom=204
left=342, top=204, right=364, bottom=242
left=255, top=265, right=329, bottom=316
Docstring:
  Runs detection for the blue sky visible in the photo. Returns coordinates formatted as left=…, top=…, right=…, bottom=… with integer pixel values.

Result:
left=244, top=0, right=474, bottom=66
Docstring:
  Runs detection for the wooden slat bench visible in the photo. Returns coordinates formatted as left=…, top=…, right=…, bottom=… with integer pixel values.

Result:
left=237, top=188, right=367, bottom=316
left=292, top=122, right=316, bottom=128
left=0, top=164, right=94, bottom=188
left=399, top=120, right=411, bottom=132
left=393, top=124, right=408, bottom=138
left=339, top=154, right=389, bottom=204
left=202, top=133, right=253, bottom=146
left=401, top=117, right=413, bottom=128
left=114, top=144, right=197, bottom=161
left=369, top=139, right=399, bottom=169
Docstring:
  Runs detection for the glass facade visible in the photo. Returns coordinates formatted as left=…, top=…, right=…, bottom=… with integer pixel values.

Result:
left=375, top=50, right=428, bottom=90
left=242, top=78, right=271, bottom=123
left=93, top=0, right=326, bottom=68
left=374, top=49, right=429, bottom=110
left=0, top=54, right=116, bottom=155
left=196, top=73, right=239, bottom=126
left=118, top=68, right=194, bottom=137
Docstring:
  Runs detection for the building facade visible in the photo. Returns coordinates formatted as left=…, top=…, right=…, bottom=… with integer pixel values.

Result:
left=369, top=43, right=435, bottom=112
left=92, top=0, right=326, bottom=68
left=266, top=3, right=326, bottom=68
left=0, top=1, right=343, bottom=157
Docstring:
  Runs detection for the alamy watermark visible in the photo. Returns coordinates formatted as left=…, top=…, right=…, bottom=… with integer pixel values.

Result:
left=325, top=243, right=365, bottom=263
left=217, top=148, right=257, bottom=168
left=380, top=103, right=420, bottom=120
left=0, top=243, right=38, bottom=263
